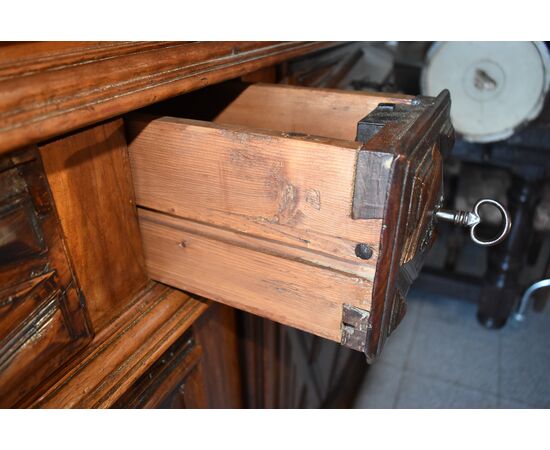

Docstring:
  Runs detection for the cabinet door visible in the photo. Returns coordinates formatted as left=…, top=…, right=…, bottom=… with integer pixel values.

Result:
left=0, top=148, right=93, bottom=407
left=126, top=83, right=452, bottom=361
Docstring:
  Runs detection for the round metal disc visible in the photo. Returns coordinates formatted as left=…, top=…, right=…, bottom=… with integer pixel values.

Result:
left=421, top=42, right=550, bottom=143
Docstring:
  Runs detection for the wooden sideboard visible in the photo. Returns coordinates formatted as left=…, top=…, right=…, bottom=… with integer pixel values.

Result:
left=0, top=42, right=452, bottom=407
left=0, top=41, right=372, bottom=408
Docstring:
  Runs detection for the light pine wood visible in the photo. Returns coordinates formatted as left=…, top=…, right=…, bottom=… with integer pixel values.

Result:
left=214, top=83, right=413, bottom=141
left=39, top=119, right=149, bottom=330
left=126, top=85, right=394, bottom=342
left=138, top=209, right=371, bottom=342
left=138, top=208, right=375, bottom=279
left=127, top=116, right=382, bottom=268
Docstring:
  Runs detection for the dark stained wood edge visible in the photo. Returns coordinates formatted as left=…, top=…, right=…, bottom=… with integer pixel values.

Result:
left=0, top=147, right=94, bottom=407
left=351, top=150, right=395, bottom=219
left=31, top=282, right=208, bottom=408
left=347, top=90, right=453, bottom=360
left=192, top=303, right=243, bottom=408
left=0, top=42, right=339, bottom=155
left=111, top=330, right=203, bottom=408
left=367, top=90, right=452, bottom=361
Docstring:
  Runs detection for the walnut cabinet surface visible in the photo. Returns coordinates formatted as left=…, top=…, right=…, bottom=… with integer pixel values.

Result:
left=127, top=83, right=453, bottom=361
left=0, top=42, right=453, bottom=407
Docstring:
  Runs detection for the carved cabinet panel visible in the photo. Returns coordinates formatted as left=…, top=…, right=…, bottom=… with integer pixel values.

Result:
left=112, top=331, right=208, bottom=409
left=0, top=148, right=93, bottom=407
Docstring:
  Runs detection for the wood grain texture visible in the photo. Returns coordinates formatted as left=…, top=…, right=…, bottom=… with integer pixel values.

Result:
left=125, top=86, right=402, bottom=344
left=138, top=209, right=371, bottom=342
left=0, top=42, right=337, bottom=155
left=39, top=119, right=148, bottom=330
left=360, top=92, right=453, bottom=360
left=352, top=151, right=394, bottom=219
left=0, top=148, right=93, bottom=407
left=126, top=115, right=381, bottom=271
left=192, top=303, right=243, bottom=408
left=214, top=83, right=412, bottom=141
left=33, top=282, right=208, bottom=408
left=112, top=331, right=208, bottom=409
left=127, top=84, right=452, bottom=358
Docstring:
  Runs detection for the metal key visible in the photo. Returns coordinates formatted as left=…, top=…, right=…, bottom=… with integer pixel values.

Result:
left=435, top=198, right=512, bottom=246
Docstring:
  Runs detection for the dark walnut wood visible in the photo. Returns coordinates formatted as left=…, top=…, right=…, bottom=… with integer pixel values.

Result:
left=25, top=118, right=239, bottom=409
left=0, top=42, right=453, bottom=407
left=192, top=303, right=243, bottom=408
left=0, top=42, right=338, bottom=155
left=112, top=330, right=208, bottom=409
left=346, top=91, right=454, bottom=360
left=39, top=119, right=149, bottom=330
left=238, top=311, right=367, bottom=408
left=0, top=147, right=93, bottom=407
left=113, top=304, right=246, bottom=409
left=33, top=283, right=208, bottom=408
left=1, top=42, right=378, bottom=409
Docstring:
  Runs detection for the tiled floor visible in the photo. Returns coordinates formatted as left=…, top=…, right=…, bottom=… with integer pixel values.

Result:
left=354, top=287, right=550, bottom=408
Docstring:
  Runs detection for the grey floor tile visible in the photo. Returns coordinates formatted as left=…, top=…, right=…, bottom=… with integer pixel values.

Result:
left=377, top=298, right=421, bottom=368
left=499, top=397, right=532, bottom=408
left=395, top=371, right=498, bottom=408
left=356, top=288, right=550, bottom=408
left=455, top=240, right=487, bottom=276
left=499, top=344, right=550, bottom=408
left=417, top=293, right=479, bottom=328
left=498, top=303, right=550, bottom=407
left=354, top=362, right=402, bottom=408
left=500, top=306, right=550, bottom=352
left=406, top=298, right=499, bottom=393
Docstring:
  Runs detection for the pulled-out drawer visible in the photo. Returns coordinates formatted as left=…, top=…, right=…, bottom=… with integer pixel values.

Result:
left=126, top=83, right=453, bottom=361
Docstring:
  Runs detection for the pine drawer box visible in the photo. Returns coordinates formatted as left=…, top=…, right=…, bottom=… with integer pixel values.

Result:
left=126, top=83, right=453, bottom=361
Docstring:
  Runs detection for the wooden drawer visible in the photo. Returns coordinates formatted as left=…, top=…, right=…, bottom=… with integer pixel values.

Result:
left=126, top=83, right=453, bottom=361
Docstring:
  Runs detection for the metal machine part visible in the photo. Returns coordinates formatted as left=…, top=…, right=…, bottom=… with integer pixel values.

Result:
left=514, top=278, right=550, bottom=322
left=421, top=42, right=550, bottom=143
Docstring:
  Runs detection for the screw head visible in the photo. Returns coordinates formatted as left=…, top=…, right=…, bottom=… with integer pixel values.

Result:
left=355, top=243, right=373, bottom=260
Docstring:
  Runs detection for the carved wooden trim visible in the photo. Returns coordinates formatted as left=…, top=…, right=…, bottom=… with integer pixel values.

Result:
left=32, top=283, right=208, bottom=408
left=0, top=147, right=93, bottom=407
left=352, top=91, right=453, bottom=361
left=0, top=41, right=338, bottom=154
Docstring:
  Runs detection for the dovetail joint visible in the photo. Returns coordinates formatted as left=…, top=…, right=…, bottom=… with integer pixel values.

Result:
left=340, top=304, right=371, bottom=353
